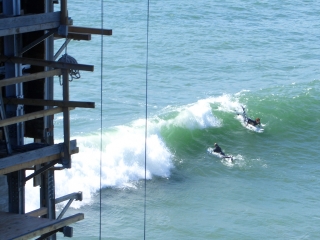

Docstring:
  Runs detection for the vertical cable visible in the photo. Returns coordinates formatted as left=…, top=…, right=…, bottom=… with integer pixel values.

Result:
left=144, top=0, right=150, bottom=239
left=99, top=0, right=104, bottom=239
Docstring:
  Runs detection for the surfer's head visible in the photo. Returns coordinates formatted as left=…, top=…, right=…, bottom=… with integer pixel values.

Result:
left=214, top=143, right=217, bottom=146
left=256, top=118, right=260, bottom=123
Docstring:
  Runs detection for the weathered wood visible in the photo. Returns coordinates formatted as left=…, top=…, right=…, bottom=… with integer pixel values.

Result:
left=0, top=12, right=60, bottom=37
left=0, top=55, right=94, bottom=72
left=62, top=69, right=71, bottom=168
left=0, top=140, right=78, bottom=175
left=3, top=98, right=95, bottom=108
left=60, top=0, right=68, bottom=25
left=0, top=107, right=75, bottom=128
left=69, top=26, right=112, bottom=36
left=26, top=207, right=48, bottom=217
left=54, top=32, right=92, bottom=41
left=0, top=69, right=62, bottom=87
left=0, top=211, right=84, bottom=239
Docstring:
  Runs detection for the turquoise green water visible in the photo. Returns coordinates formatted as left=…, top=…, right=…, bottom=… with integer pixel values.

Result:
left=26, top=0, right=320, bottom=239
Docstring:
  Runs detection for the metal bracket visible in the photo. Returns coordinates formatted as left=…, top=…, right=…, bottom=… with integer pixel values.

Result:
left=36, top=192, right=82, bottom=239
left=19, top=29, right=58, bottom=55
left=53, top=38, right=71, bottom=61
left=55, top=192, right=82, bottom=219
left=23, top=160, right=60, bottom=183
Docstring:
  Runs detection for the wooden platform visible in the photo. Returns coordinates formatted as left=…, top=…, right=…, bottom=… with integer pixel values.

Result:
left=0, top=211, right=84, bottom=239
left=0, top=140, right=78, bottom=175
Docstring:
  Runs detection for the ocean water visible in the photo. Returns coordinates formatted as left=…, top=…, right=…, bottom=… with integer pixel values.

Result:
left=25, top=0, right=320, bottom=239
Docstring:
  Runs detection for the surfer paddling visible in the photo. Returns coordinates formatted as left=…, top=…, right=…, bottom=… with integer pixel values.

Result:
left=213, top=143, right=225, bottom=155
left=240, top=106, right=261, bottom=127
left=213, top=143, right=233, bottom=162
left=247, top=117, right=261, bottom=126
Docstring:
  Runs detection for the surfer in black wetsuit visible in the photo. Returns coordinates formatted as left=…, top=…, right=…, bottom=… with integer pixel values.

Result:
left=213, top=143, right=234, bottom=162
left=239, top=106, right=261, bottom=127
left=213, top=143, right=225, bottom=156
left=246, top=117, right=261, bottom=126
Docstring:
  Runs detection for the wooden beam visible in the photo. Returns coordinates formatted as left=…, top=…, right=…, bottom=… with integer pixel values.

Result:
left=3, top=98, right=95, bottom=108
left=0, top=140, right=78, bottom=175
left=62, top=69, right=71, bottom=168
left=54, top=32, right=91, bottom=41
left=0, top=55, right=94, bottom=72
left=0, top=211, right=84, bottom=239
left=0, top=69, right=62, bottom=87
left=26, top=207, right=48, bottom=217
left=0, top=107, right=75, bottom=128
left=0, top=12, right=60, bottom=37
left=69, top=26, right=112, bottom=36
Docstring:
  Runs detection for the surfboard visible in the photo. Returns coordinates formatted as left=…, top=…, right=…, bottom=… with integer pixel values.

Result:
left=242, top=119, right=264, bottom=133
left=207, top=147, right=234, bottom=162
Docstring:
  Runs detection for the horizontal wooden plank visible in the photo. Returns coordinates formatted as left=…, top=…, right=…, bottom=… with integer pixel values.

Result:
left=0, top=12, right=60, bottom=37
left=69, top=26, right=112, bottom=36
left=0, top=140, right=78, bottom=175
left=0, top=55, right=94, bottom=72
left=0, top=211, right=84, bottom=239
left=0, top=107, right=75, bottom=128
left=26, top=207, right=48, bottom=217
left=11, top=147, right=78, bottom=175
left=3, top=98, right=95, bottom=108
left=54, top=32, right=92, bottom=41
left=0, top=12, right=60, bottom=30
left=0, top=22, right=59, bottom=37
left=0, top=69, right=62, bottom=87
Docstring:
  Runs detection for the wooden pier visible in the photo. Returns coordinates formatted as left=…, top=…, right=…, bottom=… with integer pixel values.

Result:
left=0, top=0, right=111, bottom=239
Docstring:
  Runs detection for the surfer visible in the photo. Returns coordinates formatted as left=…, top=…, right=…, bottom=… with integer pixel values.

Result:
left=213, top=143, right=233, bottom=162
left=246, top=117, right=261, bottom=126
left=239, top=106, right=261, bottom=127
left=213, top=143, right=225, bottom=156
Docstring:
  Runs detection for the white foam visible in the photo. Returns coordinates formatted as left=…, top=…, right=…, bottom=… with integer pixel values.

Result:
left=165, top=99, right=222, bottom=129
left=206, top=94, right=244, bottom=113
left=26, top=121, right=173, bottom=211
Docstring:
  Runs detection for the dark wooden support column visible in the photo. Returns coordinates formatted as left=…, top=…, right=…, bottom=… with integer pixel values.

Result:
left=62, top=69, right=71, bottom=168
left=7, top=172, right=19, bottom=214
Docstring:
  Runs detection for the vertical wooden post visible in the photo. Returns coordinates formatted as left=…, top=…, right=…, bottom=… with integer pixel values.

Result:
left=62, top=69, right=71, bottom=168
left=18, top=170, right=25, bottom=214
left=59, top=0, right=69, bottom=37
left=60, top=0, right=68, bottom=25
